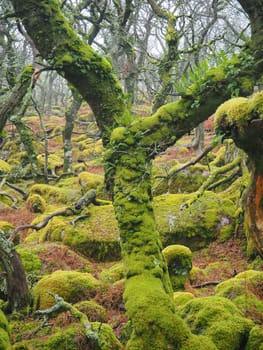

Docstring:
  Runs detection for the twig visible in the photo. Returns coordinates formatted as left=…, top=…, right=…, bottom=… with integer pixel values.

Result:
left=192, top=281, right=220, bottom=288
left=5, top=181, right=27, bottom=199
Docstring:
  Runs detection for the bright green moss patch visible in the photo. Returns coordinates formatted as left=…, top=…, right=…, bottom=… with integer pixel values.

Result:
left=63, top=204, right=121, bottom=261
left=124, top=273, right=191, bottom=349
left=0, top=159, right=11, bottom=174
left=74, top=300, right=106, bottom=322
left=99, top=262, right=124, bottom=283
left=162, top=245, right=192, bottom=290
left=16, top=245, right=42, bottom=275
left=245, top=326, right=263, bottom=350
left=154, top=192, right=236, bottom=250
left=29, top=184, right=66, bottom=204
left=173, top=292, right=195, bottom=308
left=181, top=334, right=217, bottom=350
left=26, top=194, right=46, bottom=213
left=0, top=221, right=14, bottom=236
left=215, top=91, right=263, bottom=134
left=0, top=310, right=10, bottom=350
left=78, top=171, right=105, bottom=194
left=215, top=270, right=263, bottom=324
left=33, top=270, right=100, bottom=309
left=179, top=296, right=253, bottom=350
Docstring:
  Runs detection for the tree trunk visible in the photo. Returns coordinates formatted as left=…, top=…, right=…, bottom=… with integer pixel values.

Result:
left=0, top=231, right=29, bottom=313
left=63, top=88, right=82, bottom=172
left=0, top=65, right=33, bottom=134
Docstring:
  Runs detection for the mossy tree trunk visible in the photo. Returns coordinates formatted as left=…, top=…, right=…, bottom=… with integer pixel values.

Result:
left=215, top=102, right=263, bottom=257
left=63, top=87, right=82, bottom=173
left=0, top=65, right=34, bottom=134
left=10, top=0, right=263, bottom=347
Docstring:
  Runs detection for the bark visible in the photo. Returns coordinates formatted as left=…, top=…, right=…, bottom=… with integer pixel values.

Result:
left=9, top=0, right=263, bottom=348
left=63, top=87, right=82, bottom=172
left=0, top=230, right=29, bottom=312
left=215, top=94, right=263, bottom=257
left=0, top=65, right=33, bottom=134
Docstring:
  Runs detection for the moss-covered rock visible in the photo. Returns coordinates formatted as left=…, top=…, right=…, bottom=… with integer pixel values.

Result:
left=99, top=262, right=124, bottom=283
left=162, top=245, right=192, bottom=290
left=17, top=322, right=123, bottom=350
left=173, top=292, right=195, bottom=308
left=245, top=325, right=263, bottom=350
left=78, top=171, right=104, bottom=191
left=28, top=184, right=66, bottom=204
left=63, top=204, right=121, bottom=261
left=215, top=270, right=263, bottom=324
left=178, top=296, right=253, bottom=350
left=152, top=160, right=209, bottom=195
left=0, top=309, right=11, bottom=350
left=155, top=191, right=236, bottom=250
left=26, top=194, right=46, bottom=213
left=74, top=300, right=106, bottom=322
left=33, top=270, right=100, bottom=309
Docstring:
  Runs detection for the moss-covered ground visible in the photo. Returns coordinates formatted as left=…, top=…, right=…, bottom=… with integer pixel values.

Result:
left=0, top=105, right=262, bottom=349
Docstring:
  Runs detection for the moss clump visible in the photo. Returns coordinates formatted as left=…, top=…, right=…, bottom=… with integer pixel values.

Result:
left=74, top=300, right=106, bottom=322
left=215, top=270, right=263, bottom=324
left=0, top=310, right=11, bottom=350
left=22, top=322, right=123, bottom=350
left=173, top=292, right=195, bottom=308
left=99, top=262, right=124, bottom=283
left=16, top=245, right=42, bottom=275
left=29, top=184, right=66, bottom=204
left=245, top=326, right=263, bottom=350
left=37, top=154, right=63, bottom=174
left=0, top=159, right=11, bottom=174
left=154, top=192, right=236, bottom=250
left=162, top=245, right=192, bottom=290
left=39, top=217, right=67, bottom=242
left=78, top=171, right=104, bottom=192
left=215, top=91, right=263, bottom=135
left=33, top=270, right=100, bottom=309
left=0, top=221, right=14, bottom=236
left=181, top=334, right=218, bottom=350
left=26, top=194, right=46, bottom=213
left=63, top=204, right=121, bottom=262
left=179, top=296, right=253, bottom=350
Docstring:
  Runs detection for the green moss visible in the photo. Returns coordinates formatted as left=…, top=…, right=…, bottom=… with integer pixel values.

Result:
left=162, top=245, right=192, bottom=290
left=154, top=192, right=236, bottom=250
left=0, top=221, right=14, bottom=236
left=16, top=245, right=42, bottom=275
left=78, top=171, right=104, bottom=192
left=189, top=266, right=207, bottom=283
left=26, top=194, right=46, bottom=213
left=124, top=273, right=191, bottom=350
left=33, top=270, right=100, bottom=309
left=181, top=334, right=217, bottom=350
left=173, top=292, right=195, bottom=308
left=39, top=217, right=66, bottom=242
left=29, top=184, right=66, bottom=204
left=179, top=296, right=253, bottom=350
left=99, top=262, right=124, bottom=283
left=63, top=204, right=121, bottom=261
left=215, top=270, right=263, bottom=324
left=74, top=300, right=106, bottom=322
left=0, top=310, right=10, bottom=350
left=0, top=159, right=11, bottom=174
left=245, top=326, right=263, bottom=350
